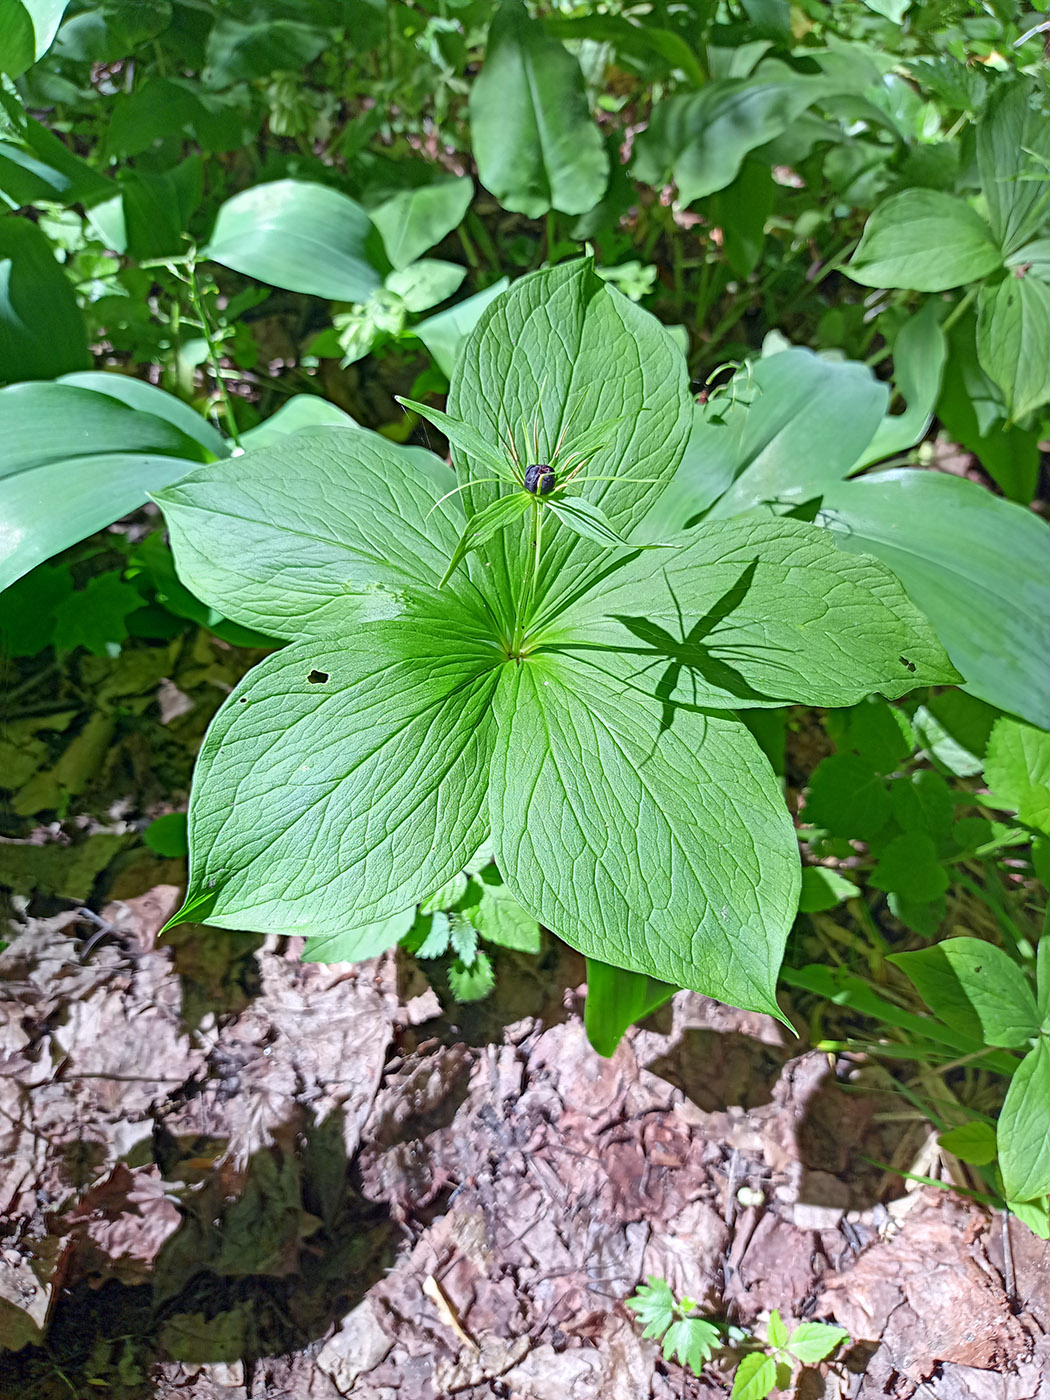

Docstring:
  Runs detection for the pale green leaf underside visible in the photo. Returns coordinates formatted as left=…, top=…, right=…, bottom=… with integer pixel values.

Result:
left=180, top=599, right=501, bottom=937
left=544, top=516, right=958, bottom=708
left=489, top=652, right=799, bottom=1012
left=154, top=427, right=476, bottom=640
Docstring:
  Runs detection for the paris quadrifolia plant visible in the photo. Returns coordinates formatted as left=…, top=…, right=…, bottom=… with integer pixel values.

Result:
left=153, top=260, right=958, bottom=1049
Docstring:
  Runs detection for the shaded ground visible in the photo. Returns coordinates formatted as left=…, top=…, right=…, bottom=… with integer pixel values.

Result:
left=1, top=894, right=1047, bottom=1399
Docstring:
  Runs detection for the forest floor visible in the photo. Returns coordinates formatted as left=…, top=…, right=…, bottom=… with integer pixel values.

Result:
left=1, top=624, right=1048, bottom=1399
left=1, top=895, right=1048, bottom=1399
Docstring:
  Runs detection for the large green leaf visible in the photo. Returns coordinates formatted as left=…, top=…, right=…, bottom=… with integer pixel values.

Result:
left=998, top=1039, right=1050, bottom=1203
left=470, top=0, right=608, bottom=218
left=0, top=217, right=88, bottom=382
left=0, top=381, right=208, bottom=589
left=174, top=597, right=501, bottom=938
left=847, top=189, right=1002, bottom=292
left=368, top=174, right=473, bottom=271
left=202, top=14, right=327, bottom=87
left=154, top=427, right=476, bottom=640
left=0, top=0, right=35, bottom=75
left=977, top=80, right=1050, bottom=258
left=489, top=651, right=799, bottom=1013
left=545, top=516, right=957, bottom=708
left=976, top=272, right=1050, bottom=423
left=205, top=180, right=383, bottom=302
left=633, top=68, right=843, bottom=205
left=639, top=348, right=887, bottom=539
left=448, top=258, right=692, bottom=628
left=57, top=371, right=229, bottom=460
left=414, top=278, right=509, bottom=378
left=818, top=470, right=1050, bottom=727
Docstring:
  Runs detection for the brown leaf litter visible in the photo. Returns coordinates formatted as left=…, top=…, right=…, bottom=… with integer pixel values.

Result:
left=0, top=900, right=1046, bottom=1399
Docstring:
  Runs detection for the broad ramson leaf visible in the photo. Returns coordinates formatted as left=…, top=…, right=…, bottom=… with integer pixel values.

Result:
left=543, top=517, right=957, bottom=709
left=489, top=652, right=799, bottom=1014
left=171, top=594, right=501, bottom=939
left=448, top=258, right=692, bottom=628
left=154, top=427, right=479, bottom=640
left=998, top=1039, right=1050, bottom=1203
left=470, top=0, right=608, bottom=218
left=818, top=470, right=1050, bottom=728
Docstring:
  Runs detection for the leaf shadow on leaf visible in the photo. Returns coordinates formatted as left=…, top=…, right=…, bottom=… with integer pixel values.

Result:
left=542, top=564, right=787, bottom=746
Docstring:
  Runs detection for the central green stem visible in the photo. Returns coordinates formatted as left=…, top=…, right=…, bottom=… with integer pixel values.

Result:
left=509, top=498, right=543, bottom=656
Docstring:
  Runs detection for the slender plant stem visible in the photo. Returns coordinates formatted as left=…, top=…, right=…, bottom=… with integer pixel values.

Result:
left=940, top=284, right=979, bottom=336
left=186, top=263, right=242, bottom=448
left=510, top=500, right=543, bottom=654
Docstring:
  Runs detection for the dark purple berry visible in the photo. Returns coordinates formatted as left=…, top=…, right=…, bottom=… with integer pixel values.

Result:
left=524, top=463, right=556, bottom=495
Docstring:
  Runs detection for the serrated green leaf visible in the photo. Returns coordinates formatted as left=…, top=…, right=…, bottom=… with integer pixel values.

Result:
left=870, top=833, right=949, bottom=904
left=464, top=874, right=541, bottom=952
left=766, top=1309, right=788, bottom=1350
left=170, top=596, right=501, bottom=939
left=448, top=949, right=494, bottom=1001
left=787, top=1321, right=850, bottom=1364
left=730, top=1350, right=778, bottom=1400
left=999, top=1039, right=1050, bottom=1202
left=490, top=651, right=799, bottom=1014
left=985, top=717, right=1050, bottom=837
left=411, top=911, right=452, bottom=959
left=440, top=492, right=532, bottom=587
left=627, top=1277, right=676, bottom=1336
left=890, top=937, right=1041, bottom=1048
left=420, top=872, right=469, bottom=915
left=449, top=919, right=478, bottom=966
left=662, top=1316, right=720, bottom=1375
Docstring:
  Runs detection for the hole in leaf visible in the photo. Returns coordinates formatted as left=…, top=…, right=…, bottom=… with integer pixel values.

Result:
left=238, top=697, right=248, bottom=704
left=307, top=670, right=330, bottom=684
left=900, top=656, right=916, bottom=672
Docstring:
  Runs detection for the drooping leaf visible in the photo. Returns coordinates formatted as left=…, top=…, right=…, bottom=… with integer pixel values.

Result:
left=548, top=516, right=958, bottom=709
left=890, top=937, right=1041, bottom=1048
left=818, top=470, right=1050, bottom=727
left=584, top=959, right=675, bottom=1057
left=634, top=70, right=844, bottom=205
left=847, top=189, right=1002, bottom=292
left=57, top=371, right=229, bottom=460
left=976, top=272, right=1050, bottom=423
left=489, top=651, right=799, bottom=1014
left=448, top=258, right=692, bottom=625
left=154, top=427, right=474, bottom=640
left=470, top=0, right=608, bottom=218
left=0, top=216, right=88, bottom=382
left=368, top=174, right=473, bottom=270
left=205, top=180, right=383, bottom=302
left=0, top=382, right=207, bottom=590
left=998, top=1039, right=1050, bottom=1203
left=171, top=597, right=501, bottom=938
left=853, top=299, right=947, bottom=468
